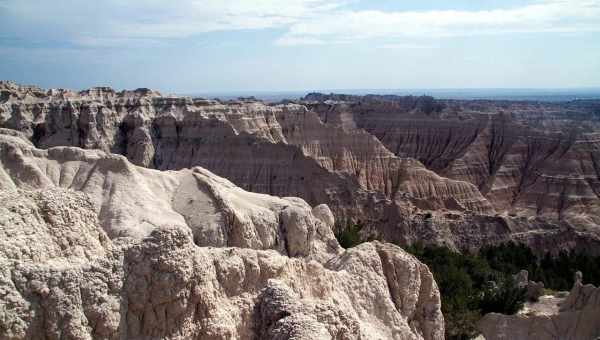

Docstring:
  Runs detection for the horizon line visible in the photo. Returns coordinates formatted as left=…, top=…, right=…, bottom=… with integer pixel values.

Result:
left=4, top=80, right=600, bottom=96
left=185, top=86, right=600, bottom=95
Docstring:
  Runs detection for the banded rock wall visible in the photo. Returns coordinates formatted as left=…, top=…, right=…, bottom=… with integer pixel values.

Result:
left=2, top=81, right=600, bottom=254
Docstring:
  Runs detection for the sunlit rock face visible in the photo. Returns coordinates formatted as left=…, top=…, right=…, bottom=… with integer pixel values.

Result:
left=0, top=129, right=444, bottom=339
left=2, top=81, right=600, bottom=254
left=306, top=94, right=600, bottom=225
left=306, top=94, right=600, bottom=254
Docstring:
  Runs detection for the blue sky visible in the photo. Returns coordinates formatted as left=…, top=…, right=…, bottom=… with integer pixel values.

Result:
left=1, top=0, right=599, bottom=93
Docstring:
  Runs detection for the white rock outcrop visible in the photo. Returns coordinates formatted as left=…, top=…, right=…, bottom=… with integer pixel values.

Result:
left=0, top=128, right=444, bottom=339
left=5, top=81, right=600, bottom=256
left=0, top=129, right=338, bottom=260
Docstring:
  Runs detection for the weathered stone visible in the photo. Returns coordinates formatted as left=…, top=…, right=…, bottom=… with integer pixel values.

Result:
left=2, top=82, right=600, bottom=255
left=0, top=129, right=445, bottom=339
left=478, top=274, right=600, bottom=340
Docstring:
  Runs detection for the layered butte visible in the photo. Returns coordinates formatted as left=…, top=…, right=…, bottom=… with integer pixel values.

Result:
left=2, top=81, right=600, bottom=254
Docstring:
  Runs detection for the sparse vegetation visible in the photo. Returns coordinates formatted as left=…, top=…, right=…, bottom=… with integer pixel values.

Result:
left=407, top=242, right=600, bottom=339
left=480, top=242, right=600, bottom=291
left=335, top=223, right=363, bottom=249
left=333, top=230, right=600, bottom=339
left=405, top=243, right=526, bottom=339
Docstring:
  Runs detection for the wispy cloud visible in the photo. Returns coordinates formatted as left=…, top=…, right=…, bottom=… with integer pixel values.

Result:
left=277, top=0, right=600, bottom=45
left=0, top=0, right=343, bottom=49
left=377, top=43, right=436, bottom=50
left=110, top=0, right=346, bottom=38
left=1, top=0, right=599, bottom=48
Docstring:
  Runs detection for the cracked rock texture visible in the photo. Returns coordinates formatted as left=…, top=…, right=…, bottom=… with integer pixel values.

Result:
left=0, top=126, right=444, bottom=339
left=0, top=129, right=339, bottom=261
left=0, top=189, right=444, bottom=339
left=2, top=81, right=600, bottom=254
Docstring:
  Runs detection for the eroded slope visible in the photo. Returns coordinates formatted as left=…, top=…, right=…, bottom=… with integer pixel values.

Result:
left=2, top=81, right=600, bottom=254
left=0, top=125, right=445, bottom=339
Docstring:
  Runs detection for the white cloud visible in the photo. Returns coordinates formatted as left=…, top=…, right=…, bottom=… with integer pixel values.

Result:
left=110, top=0, right=343, bottom=38
left=2, top=0, right=600, bottom=48
left=2, top=0, right=343, bottom=38
left=276, top=36, right=328, bottom=46
left=277, top=0, right=600, bottom=45
left=1, top=0, right=344, bottom=48
left=378, top=43, right=435, bottom=50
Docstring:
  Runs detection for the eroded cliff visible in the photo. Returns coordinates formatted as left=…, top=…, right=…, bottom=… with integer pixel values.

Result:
left=2, top=81, right=600, bottom=254
left=0, top=129, right=445, bottom=339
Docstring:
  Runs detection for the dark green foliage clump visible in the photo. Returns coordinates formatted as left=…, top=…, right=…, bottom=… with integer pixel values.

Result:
left=480, top=242, right=600, bottom=291
left=479, top=242, right=536, bottom=275
left=333, top=232, right=600, bottom=339
left=335, top=224, right=363, bottom=249
left=479, top=277, right=526, bottom=315
left=407, top=242, right=600, bottom=339
left=406, top=243, right=526, bottom=340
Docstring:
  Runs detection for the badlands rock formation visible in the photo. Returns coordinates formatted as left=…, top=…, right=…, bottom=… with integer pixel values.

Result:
left=0, top=128, right=444, bottom=339
left=514, top=270, right=544, bottom=302
left=306, top=94, right=600, bottom=253
left=306, top=94, right=600, bottom=226
left=478, top=272, right=600, bottom=340
left=0, top=129, right=336, bottom=257
left=2, top=81, right=600, bottom=254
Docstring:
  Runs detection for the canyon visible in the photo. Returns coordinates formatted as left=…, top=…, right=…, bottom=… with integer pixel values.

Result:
left=0, top=127, right=444, bottom=339
left=2, top=81, right=600, bottom=339
left=2, top=81, right=600, bottom=254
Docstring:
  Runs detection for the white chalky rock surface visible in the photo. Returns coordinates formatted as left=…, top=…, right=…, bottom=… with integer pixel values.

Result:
left=0, top=129, right=444, bottom=339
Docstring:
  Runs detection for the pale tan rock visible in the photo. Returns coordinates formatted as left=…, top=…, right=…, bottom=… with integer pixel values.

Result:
left=0, top=83, right=494, bottom=249
left=514, top=270, right=544, bottom=302
left=3, top=82, right=600, bottom=254
left=0, top=118, right=444, bottom=339
left=0, top=130, right=340, bottom=261
left=313, top=95, right=600, bottom=241
left=0, top=187, right=445, bottom=340
left=312, top=204, right=335, bottom=229
left=0, top=85, right=488, bottom=214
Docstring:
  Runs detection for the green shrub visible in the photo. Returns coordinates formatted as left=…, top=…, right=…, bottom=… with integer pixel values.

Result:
left=406, top=241, right=600, bottom=339
left=335, top=224, right=363, bottom=249
left=479, top=277, right=526, bottom=315
left=481, top=242, right=600, bottom=291
left=405, top=243, right=526, bottom=339
left=337, top=233, right=600, bottom=339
